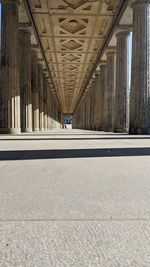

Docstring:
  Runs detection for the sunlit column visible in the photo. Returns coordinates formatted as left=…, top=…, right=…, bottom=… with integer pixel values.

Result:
left=129, top=0, right=150, bottom=134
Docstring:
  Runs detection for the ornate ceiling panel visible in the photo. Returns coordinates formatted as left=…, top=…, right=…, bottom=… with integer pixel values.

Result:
left=27, top=0, right=122, bottom=113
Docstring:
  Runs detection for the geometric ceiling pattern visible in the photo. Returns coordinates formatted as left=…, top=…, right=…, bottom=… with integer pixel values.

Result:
left=28, top=0, right=122, bottom=113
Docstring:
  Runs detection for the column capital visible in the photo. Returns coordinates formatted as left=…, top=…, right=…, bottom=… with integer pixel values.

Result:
left=19, top=27, right=31, bottom=36
left=115, top=25, right=131, bottom=38
left=91, top=75, right=96, bottom=82
left=105, top=46, right=116, bottom=55
left=131, top=0, right=150, bottom=9
left=95, top=70, right=100, bottom=76
left=31, top=48, right=39, bottom=56
left=116, top=30, right=131, bottom=38
left=99, top=60, right=107, bottom=67
left=115, top=25, right=132, bottom=33
left=89, top=81, right=93, bottom=87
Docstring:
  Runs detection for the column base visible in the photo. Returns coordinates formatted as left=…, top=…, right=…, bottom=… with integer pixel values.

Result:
left=0, top=128, right=21, bottom=134
left=39, top=128, right=45, bottom=131
left=104, top=127, right=114, bottom=132
left=114, top=128, right=128, bottom=133
left=22, top=128, right=32, bottom=133
left=98, top=128, right=104, bottom=132
left=129, top=126, right=150, bottom=135
left=33, top=128, right=40, bottom=132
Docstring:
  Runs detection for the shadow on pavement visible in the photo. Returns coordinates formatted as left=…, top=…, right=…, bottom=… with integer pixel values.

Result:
left=0, top=147, right=150, bottom=161
left=0, top=137, right=150, bottom=141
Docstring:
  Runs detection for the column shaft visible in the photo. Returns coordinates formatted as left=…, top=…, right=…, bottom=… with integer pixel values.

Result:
left=47, top=86, right=51, bottom=130
left=31, top=52, right=39, bottom=131
left=104, top=50, right=116, bottom=132
left=99, top=62, right=107, bottom=130
left=95, top=71, right=100, bottom=130
left=0, top=0, right=20, bottom=134
left=19, top=29, right=32, bottom=132
left=43, top=78, right=48, bottom=130
left=129, top=0, right=150, bottom=134
left=38, top=65, right=44, bottom=131
left=114, top=31, right=130, bottom=133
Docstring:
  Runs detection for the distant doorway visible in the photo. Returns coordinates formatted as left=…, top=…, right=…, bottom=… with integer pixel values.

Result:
left=64, top=115, right=72, bottom=129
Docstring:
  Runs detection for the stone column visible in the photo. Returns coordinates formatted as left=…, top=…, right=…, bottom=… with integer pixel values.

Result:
left=56, top=105, right=59, bottom=129
left=48, top=89, right=53, bottom=129
left=19, top=29, right=32, bottom=132
left=129, top=0, right=150, bottom=134
left=104, top=48, right=116, bottom=132
left=38, top=65, right=44, bottom=131
left=83, top=98, right=86, bottom=129
left=114, top=30, right=130, bottom=133
left=47, top=84, right=51, bottom=130
left=31, top=51, right=39, bottom=131
left=92, top=77, right=96, bottom=130
left=81, top=102, right=83, bottom=129
left=90, top=78, right=96, bottom=130
left=89, top=82, right=93, bottom=129
left=0, top=0, right=20, bottom=134
left=84, top=93, right=87, bottom=129
left=51, top=96, right=55, bottom=129
left=99, top=61, right=107, bottom=130
left=95, top=71, right=100, bottom=130
left=87, top=88, right=91, bottom=130
left=43, top=77, right=48, bottom=131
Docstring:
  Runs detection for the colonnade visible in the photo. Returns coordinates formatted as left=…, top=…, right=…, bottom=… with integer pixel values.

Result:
left=0, top=0, right=62, bottom=134
left=73, top=0, right=150, bottom=135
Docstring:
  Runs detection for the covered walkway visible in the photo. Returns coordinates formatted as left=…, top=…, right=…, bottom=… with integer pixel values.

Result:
left=0, top=129, right=150, bottom=266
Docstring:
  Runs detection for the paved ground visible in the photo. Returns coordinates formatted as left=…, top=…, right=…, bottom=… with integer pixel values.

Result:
left=0, top=129, right=150, bottom=266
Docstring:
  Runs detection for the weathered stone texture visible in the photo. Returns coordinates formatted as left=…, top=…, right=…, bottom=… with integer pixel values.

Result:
left=104, top=50, right=116, bottom=132
left=19, top=29, right=32, bottom=133
left=0, top=0, right=20, bottom=134
left=114, top=31, right=130, bottom=133
left=129, top=0, right=150, bottom=134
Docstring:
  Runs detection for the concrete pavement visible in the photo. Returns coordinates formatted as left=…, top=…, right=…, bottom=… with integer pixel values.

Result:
left=0, top=130, right=150, bottom=266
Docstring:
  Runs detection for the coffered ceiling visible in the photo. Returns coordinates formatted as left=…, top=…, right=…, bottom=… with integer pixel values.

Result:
left=22, top=0, right=128, bottom=113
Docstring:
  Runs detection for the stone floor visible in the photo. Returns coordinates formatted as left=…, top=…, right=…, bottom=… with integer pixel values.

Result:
left=0, top=129, right=150, bottom=267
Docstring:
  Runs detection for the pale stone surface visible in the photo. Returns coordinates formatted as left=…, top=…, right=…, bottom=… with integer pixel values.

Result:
left=0, top=129, right=150, bottom=266
left=0, top=221, right=150, bottom=267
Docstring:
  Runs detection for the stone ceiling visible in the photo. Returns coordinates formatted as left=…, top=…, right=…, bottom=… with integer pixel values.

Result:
left=20, top=0, right=130, bottom=114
